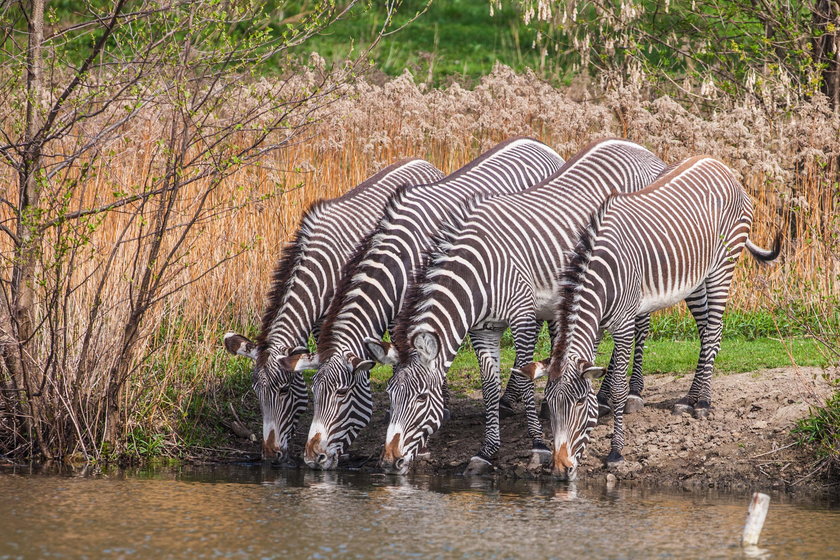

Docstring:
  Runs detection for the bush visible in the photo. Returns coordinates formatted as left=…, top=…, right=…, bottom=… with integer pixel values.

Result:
left=794, top=391, right=840, bottom=475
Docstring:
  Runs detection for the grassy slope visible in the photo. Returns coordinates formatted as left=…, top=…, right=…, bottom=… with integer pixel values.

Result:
left=297, top=0, right=569, bottom=85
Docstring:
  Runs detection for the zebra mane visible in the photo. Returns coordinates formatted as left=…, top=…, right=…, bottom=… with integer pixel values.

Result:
left=317, top=182, right=418, bottom=356
left=548, top=193, right=618, bottom=381
left=392, top=194, right=491, bottom=362
left=257, top=199, right=333, bottom=350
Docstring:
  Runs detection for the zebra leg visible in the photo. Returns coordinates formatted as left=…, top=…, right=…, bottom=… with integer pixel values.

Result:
left=673, top=285, right=709, bottom=416
left=500, top=318, right=543, bottom=415
left=538, top=320, right=559, bottom=420
left=508, top=317, right=549, bottom=468
left=686, top=270, right=733, bottom=419
left=625, top=313, right=651, bottom=414
left=606, top=323, right=635, bottom=466
left=593, top=330, right=613, bottom=417
left=464, top=328, right=505, bottom=476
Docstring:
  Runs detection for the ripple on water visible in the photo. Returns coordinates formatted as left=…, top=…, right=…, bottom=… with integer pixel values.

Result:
left=0, top=465, right=838, bottom=559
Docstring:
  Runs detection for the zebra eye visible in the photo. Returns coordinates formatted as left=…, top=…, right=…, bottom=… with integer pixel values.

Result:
left=576, top=394, right=587, bottom=405
left=416, top=393, right=430, bottom=403
left=336, top=387, right=350, bottom=397
left=277, top=386, right=290, bottom=395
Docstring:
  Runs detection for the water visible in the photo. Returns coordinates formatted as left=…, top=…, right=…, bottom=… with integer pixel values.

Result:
left=1, top=464, right=838, bottom=559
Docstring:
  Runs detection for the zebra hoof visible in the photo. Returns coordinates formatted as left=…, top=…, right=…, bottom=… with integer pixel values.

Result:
left=605, top=450, right=624, bottom=468
left=624, top=394, right=645, bottom=414
left=538, top=400, right=550, bottom=420
left=528, top=446, right=552, bottom=469
left=598, top=401, right=612, bottom=418
left=672, top=401, right=694, bottom=416
left=692, top=401, right=712, bottom=420
left=499, top=400, right=516, bottom=419
left=463, top=456, right=494, bottom=476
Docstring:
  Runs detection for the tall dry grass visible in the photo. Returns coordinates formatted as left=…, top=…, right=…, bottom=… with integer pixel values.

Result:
left=2, top=64, right=837, bottom=458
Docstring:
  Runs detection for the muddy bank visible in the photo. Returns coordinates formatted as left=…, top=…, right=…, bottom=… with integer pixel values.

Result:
left=226, top=367, right=838, bottom=493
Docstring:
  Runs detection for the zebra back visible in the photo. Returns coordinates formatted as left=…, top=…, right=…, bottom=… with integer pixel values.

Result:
left=316, top=137, right=566, bottom=360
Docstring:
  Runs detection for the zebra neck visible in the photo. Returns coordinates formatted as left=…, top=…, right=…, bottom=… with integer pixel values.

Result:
left=558, top=273, right=618, bottom=369
left=262, top=329, right=306, bottom=356
left=334, top=328, right=381, bottom=362
left=264, top=294, right=322, bottom=353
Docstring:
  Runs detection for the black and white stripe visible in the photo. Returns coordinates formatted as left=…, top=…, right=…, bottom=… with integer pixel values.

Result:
left=223, top=158, right=443, bottom=461
left=302, top=138, right=566, bottom=469
left=523, top=156, right=781, bottom=480
left=378, top=139, right=666, bottom=475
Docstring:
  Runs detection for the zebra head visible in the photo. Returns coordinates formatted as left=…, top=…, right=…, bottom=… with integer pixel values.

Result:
left=519, top=357, right=605, bottom=480
left=224, top=333, right=316, bottom=463
left=380, top=332, right=447, bottom=475
left=305, top=353, right=375, bottom=469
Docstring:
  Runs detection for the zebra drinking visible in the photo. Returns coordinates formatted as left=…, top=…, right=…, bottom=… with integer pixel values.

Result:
left=516, top=156, right=781, bottom=480
left=300, top=138, right=566, bottom=470
left=375, top=139, right=666, bottom=475
left=223, top=159, right=444, bottom=462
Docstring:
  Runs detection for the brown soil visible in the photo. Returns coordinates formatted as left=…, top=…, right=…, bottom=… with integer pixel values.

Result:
left=226, top=367, right=838, bottom=494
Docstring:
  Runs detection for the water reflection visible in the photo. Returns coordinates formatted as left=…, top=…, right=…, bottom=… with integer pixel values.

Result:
left=1, top=464, right=838, bottom=559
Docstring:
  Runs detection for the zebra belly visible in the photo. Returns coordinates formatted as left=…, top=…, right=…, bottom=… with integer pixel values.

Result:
left=534, top=288, right=556, bottom=321
left=637, top=286, right=694, bottom=315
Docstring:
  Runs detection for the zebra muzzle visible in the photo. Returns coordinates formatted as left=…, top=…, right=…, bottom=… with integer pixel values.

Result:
left=304, top=432, right=329, bottom=469
left=380, top=433, right=409, bottom=474
left=552, top=443, right=577, bottom=480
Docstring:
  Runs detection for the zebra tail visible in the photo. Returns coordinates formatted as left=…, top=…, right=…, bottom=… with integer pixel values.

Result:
left=746, top=232, right=782, bottom=263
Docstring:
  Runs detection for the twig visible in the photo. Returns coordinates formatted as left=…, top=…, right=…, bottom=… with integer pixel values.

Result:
left=750, top=441, right=796, bottom=459
left=791, top=459, right=828, bottom=486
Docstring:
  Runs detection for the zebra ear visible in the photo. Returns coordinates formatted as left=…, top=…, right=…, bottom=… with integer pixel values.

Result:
left=412, top=332, right=440, bottom=365
left=278, top=352, right=320, bottom=372
left=512, top=360, right=549, bottom=381
left=580, top=361, right=607, bottom=380
left=224, top=333, right=258, bottom=361
left=353, top=360, right=375, bottom=374
left=364, top=337, right=399, bottom=366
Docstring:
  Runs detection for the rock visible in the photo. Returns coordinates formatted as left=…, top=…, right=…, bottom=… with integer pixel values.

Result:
left=606, top=473, right=617, bottom=488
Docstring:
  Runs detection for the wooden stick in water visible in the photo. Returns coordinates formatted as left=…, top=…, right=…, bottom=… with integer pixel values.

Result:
left=742, top=492, right=771, bottom=547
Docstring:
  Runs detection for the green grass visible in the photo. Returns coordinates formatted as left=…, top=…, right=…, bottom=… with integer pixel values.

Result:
left=292, top=0, right=571, bottom=85
left=794, top=390, right=840, bottom=473
left=368, top=335, right=830, bottom=394
left=362, top=307, right=836, bottom=393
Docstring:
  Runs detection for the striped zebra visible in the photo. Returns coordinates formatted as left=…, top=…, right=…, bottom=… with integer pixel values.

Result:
left=222, top=159, right=444, bottom=462
left=516, top=156, right=781, bottom=480
left=373, top=139, right=666, bottom=476
left=296, top=138, right=566, bottom=470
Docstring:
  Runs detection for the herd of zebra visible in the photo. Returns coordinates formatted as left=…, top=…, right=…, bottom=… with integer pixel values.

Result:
left=224, top=137, right=781, bottom=481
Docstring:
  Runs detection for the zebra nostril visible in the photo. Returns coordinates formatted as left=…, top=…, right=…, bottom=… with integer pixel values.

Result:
left=317, top=453, right=327, bottom=464
left=394, top=457, right=405, bottom=470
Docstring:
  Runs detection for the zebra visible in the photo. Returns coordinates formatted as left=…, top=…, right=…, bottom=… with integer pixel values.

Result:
left=294, top=138, right=566, bottom=470
left=222, top=158, right=444, bottom=463
left=372, top=138, right=666, bottom=476
left=515, top=156, right=781, bottom=481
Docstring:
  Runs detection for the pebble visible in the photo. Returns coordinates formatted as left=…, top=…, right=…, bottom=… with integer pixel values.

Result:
left=606, top=473, right=617, bottom=488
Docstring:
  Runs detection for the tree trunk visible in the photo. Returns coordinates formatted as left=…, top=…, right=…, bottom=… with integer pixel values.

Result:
left=813, top=0, right=840, bottom=111
left=10, top=0, right=50, bottom=458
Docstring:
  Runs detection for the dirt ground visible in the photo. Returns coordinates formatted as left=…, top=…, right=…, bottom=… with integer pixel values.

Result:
left=238, top=366, right=838, bottom=494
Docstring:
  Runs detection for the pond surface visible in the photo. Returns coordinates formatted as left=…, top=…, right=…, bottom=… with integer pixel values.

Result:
left=0, top=464, right=838, bottom=559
